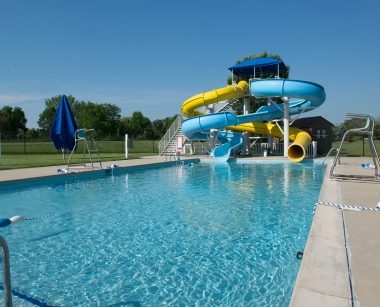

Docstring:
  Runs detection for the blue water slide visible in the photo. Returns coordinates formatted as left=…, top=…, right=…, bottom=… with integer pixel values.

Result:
left=212, top=131, right=243, bottom=162
left=181, top=79, right=326, bottom=159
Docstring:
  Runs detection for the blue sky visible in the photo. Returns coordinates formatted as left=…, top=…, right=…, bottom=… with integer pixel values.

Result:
left=0, top=0, right=379, bottom=128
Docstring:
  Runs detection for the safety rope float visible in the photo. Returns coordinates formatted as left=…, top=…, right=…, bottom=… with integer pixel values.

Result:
left=313, top=201, right=380, bottom=215
left=0, top=204, right=92, bottom=227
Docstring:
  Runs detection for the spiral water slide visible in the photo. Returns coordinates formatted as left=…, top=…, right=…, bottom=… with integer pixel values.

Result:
left=181, top=78, right=326, bottom=162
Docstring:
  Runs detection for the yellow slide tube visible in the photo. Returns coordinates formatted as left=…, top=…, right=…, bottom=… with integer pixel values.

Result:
left=228, top=122, right=312, bottom=162
left=181, top=80, right=312, bottom=162
left=181, top=81, right=249, bottom=117
left=287, top=132, right=312, bottom=163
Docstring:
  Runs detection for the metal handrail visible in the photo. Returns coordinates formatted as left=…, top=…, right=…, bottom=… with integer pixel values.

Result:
left=215, top=100, right=234, bottom=113
left=330, top=113, right=380, bottom=180
left=0, top=236, right=13, bottom=307
left=322, top=148, right=340, bottom=165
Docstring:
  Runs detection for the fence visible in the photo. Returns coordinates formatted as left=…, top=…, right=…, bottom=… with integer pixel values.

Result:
left=0, top=139, right=160, bottom=155
left=250, top=142, right=316, bottom=157
left=184, top=141, right=316, bottom=157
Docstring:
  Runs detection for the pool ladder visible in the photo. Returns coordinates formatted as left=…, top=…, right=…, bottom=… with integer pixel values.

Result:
left=0, top=236, right=12, bottom=306
left=330, top=113, right=380, bottom=181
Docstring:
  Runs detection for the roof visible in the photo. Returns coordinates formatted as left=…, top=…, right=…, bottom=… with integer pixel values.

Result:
left=228, top=57, right=287, bottom=77
left=292, top=116, right=335, bottom=128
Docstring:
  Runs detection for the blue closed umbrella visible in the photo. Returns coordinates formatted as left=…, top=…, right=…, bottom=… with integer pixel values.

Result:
left=50, top=95, right=78, bottom=153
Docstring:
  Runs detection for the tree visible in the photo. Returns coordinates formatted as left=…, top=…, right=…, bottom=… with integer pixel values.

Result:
left=76, top=102, right=121, bottom=138
left=0, top=106, right=27, bottom=139
left=38, top=95, right=121, bottom=138
left=26, top=128, right=41, bottom=139
left=374, top=123, right=380, bottom=140
left=333, top=118, right=368, bottom=142
left=120, top=111, right=153, bottom=139
left=227, top=51, right=290, bottom=115
left=38, top=95, right=78, bottom=134
left=374, top=117, right=380, bottom=140
left=151, top=115, right=177, bottom=139
left=37, top=95, right=178, bottom=140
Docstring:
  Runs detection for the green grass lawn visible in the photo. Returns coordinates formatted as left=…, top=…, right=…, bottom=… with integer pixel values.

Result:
left=332, top=139, right=380, bottom=157
left=0, top=140, right=159, bottom=154
left=0, top=140, right=160, bottom=169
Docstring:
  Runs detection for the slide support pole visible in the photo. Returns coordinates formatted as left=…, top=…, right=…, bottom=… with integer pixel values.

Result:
left=283, top=97, right=289, bottom=157
left=243, top=97, right=250, bottom=155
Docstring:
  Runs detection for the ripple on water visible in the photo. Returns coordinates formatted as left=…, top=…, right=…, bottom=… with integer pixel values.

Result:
left=0, top=161, right=325, bottom=305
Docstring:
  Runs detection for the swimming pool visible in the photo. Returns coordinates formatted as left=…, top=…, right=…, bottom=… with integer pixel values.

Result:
left=0, top=160, right=325, bottom=306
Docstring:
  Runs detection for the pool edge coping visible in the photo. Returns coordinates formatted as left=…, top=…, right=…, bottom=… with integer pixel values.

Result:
left=0, top=158, right=201, bottom=188
left=290, top=159, right=352, bottom=306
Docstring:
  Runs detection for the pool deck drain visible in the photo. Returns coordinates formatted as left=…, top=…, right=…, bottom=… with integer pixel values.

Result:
left=1, top=155, right=379, bottom=306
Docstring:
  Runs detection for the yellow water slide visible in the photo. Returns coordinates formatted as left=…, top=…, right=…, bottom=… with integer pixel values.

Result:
left=181, top=81, right=249, bottom=117
left=181, top=80, right=312, bottom=162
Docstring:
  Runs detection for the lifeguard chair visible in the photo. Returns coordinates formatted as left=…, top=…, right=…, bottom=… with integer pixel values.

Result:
left=67, top=129, right=102, bottom=169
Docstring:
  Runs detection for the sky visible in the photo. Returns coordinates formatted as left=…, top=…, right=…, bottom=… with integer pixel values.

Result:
left=0, top=0, right=379, bottom=128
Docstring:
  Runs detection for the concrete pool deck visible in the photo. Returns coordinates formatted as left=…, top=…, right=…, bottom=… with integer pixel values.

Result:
left=291, top=156, right=380, bottom=307
left=0, top=155, right=379, bottom=306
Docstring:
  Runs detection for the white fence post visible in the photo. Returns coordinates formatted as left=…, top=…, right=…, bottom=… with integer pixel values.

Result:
left=125, top=134, right=128, bottom=159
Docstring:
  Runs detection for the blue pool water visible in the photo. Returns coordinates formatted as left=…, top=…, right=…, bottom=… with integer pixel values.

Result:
left=0, top=160, right=325, bottom=306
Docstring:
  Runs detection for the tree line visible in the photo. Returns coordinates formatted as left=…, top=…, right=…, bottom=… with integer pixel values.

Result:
left=0, top=95, right=177, bottom=141
left=1, top=94, right=380, bottom=142
left=332, top=117, right=380, bottom=141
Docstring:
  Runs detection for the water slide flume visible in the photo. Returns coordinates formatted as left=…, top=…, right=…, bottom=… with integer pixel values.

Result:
left=181, top=79, right=326, bottom=162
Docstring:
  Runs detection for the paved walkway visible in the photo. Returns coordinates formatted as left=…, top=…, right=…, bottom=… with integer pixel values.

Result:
left=1, top=156, right=380, bottom=306
left=291, top=157, right=380, bottom=307
left=0, top=156, right=183, bottom=183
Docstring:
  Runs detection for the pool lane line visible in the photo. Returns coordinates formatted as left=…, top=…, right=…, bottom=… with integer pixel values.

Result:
left=0, top=284, right=54, bottom=307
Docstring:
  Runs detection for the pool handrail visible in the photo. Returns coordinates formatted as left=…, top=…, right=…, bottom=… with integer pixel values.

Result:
left=322, top=147, right=340, bottom=165
left=330, top=113, right=380, bottom=181
left=0, top=236, right=13, bottom=307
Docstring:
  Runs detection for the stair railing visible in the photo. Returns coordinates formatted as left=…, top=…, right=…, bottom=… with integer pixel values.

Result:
left=215, top=100, right=234, bottom=113
left=158, top=115, right=182, bottom=156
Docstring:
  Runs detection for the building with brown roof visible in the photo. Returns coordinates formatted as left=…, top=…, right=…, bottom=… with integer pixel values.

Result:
left=292, top=116, right=335, bottom=155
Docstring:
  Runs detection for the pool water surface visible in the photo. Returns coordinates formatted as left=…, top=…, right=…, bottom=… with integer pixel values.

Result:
left=0, top=160, right=325, bottom=306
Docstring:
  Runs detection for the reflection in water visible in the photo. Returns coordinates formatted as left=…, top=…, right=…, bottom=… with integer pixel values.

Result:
left=283, top=163, right=290, bottom=200
left=176, top=163, right=185, bottom=183
left=124, top=173, right=129, bottom=189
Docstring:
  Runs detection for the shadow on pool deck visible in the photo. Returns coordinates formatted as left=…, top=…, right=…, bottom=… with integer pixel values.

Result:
left=0, top=155, right=379, bottom=306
